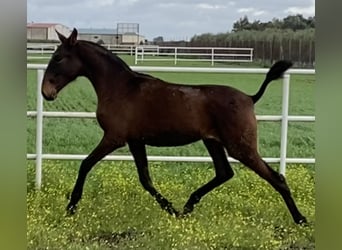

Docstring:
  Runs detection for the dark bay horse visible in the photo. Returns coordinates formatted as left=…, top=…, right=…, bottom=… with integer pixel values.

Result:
left=41, top=28, right=307, bottom=224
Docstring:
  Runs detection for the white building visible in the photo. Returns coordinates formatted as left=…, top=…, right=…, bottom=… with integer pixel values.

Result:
left=27, top=23, right=146, bottom=45
left=27, top=23, right=71, bottom=41
left=78, top=28, right=145, bottom=45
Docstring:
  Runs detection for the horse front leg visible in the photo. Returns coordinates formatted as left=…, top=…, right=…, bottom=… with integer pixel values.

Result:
left=66, top=135, right=124, bottom=215
left=128, top=142, right=180, bottom=217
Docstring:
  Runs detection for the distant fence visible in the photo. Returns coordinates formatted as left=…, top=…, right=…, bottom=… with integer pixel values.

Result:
left=27, top=64, right=315, bottom=188
left=190, top=36, right=315, bottom=67
left=26, top=43, right=57, bottom=60
left=102, top=44, right=136, bottom=55
left=135, top=46, right=253, bottom=65
left=27, top=43, right=253, bottom=65
left=27, top=43, right=136, bottom=56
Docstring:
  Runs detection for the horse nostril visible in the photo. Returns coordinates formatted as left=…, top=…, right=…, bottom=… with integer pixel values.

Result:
left=49, top=78, right=56, bottom=84
left=42, top=91, right=51, bottom=100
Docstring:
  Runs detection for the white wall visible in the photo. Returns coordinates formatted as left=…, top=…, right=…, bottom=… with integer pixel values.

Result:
left=122, top=34, right=145, bottom=44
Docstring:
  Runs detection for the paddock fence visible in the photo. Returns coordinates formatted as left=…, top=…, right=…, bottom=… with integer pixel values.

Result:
left=27, top=43, right=253, bottom=65
left=27, top=43, right=136, bottom=60
left=27, top=64, right=315, bottom=188
left=135, top=46, right=253, bottom=65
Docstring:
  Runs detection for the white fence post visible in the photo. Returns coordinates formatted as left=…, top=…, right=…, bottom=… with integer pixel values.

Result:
left=174, top=48, right=178, bottom=65
left=211, top=48, right=214, bottom=66
left=135, top=46, right=138, bottom=64
left=280, top=74, right=290, bottom=175
left=35, top=69, right=44, bottom=189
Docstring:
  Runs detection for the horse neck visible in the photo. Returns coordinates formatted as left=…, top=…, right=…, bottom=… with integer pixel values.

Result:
left=76, top=42, right=134, bottom=97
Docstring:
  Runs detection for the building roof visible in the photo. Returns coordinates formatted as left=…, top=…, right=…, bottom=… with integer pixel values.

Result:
left=78, top=28, right=119, bottom=35
left=27, top=23, right=60, bottom=28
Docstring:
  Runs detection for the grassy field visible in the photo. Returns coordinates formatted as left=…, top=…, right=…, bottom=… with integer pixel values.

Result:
left=27, top=161, right=314, bottom=250
left=27, top=55, right=315, bottom=249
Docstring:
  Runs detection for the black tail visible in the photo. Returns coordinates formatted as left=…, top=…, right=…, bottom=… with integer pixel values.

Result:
left=251, top=60, right=293, bottom=103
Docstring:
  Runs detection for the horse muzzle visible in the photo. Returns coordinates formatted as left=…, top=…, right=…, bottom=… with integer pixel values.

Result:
left=41, top=79, right=58, bottom=101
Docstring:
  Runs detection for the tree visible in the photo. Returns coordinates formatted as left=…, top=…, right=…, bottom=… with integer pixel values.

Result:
left=271, top=18, right=283, bottom=29
left=232, top=15, right=315, bottom=32
left=232, top=16, right=251, bottom=32
left=282, top=14, right=308, bottom=30
left=306, top=16, right=315, bottom=28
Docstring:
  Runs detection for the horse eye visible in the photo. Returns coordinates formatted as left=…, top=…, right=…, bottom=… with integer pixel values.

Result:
left=53, top=54, right=64, bottom=63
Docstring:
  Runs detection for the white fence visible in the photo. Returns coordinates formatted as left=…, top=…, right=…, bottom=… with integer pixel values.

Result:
left=27, top=43, right=136, bottom=57
left=135, top=46, right=254, bottom=65
left=103, top=44, right=136, bottom=55
left=27, top=43, right=58, bottom=54
left=27, top=64, right=315, bottom=188
left=27, top=43, right=253, bottom=65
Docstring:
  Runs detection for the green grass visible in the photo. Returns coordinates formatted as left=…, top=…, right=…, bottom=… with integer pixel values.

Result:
left=27, top=55, right=315, bottom=249
left=27, top=161, right=314, bottom=250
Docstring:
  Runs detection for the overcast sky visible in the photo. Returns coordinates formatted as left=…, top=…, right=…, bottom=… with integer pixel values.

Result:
left=27, top=0, right=315, bottom=41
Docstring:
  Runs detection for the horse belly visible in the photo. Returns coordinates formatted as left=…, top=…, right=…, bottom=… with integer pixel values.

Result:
left=144, top=132, right=201, bottom=147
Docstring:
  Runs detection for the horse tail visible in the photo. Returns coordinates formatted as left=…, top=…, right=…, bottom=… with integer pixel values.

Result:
left=251, top=60, right=292, bottom=104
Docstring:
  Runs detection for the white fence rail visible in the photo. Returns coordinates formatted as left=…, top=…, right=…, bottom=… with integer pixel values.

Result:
left=27, top=43, right=136, bottom=58
left=102, top=44, right=136, bottom=55
left=135, top=46, right=254, bottom=65
left=27, top=64, right=315, bottom=188
left=27, top=43, right=58, bottom=54
left=27, top=43, right=253, bottom=65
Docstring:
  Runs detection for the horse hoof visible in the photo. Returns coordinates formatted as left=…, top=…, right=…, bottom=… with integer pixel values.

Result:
left=166, top=208, right=180, bottom=218
left=177, top=212, right=191, bottom=219
left=66, top=204, right=77, bottom=216
left=159, top=201, right=180, bottom=218
left=182, top=205, right=194, bottom=215
left=173, top=210, right=181, bottom=218
left=297, top=216, right=308, bottom=226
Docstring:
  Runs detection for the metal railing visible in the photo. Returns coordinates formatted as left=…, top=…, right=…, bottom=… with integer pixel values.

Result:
left=135, top=46, right=253, bottom=65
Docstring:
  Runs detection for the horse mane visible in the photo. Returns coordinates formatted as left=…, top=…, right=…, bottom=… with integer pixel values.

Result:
left=77, top=40, right=133, bottom=73
left=77, top=40, right=163, bottom=85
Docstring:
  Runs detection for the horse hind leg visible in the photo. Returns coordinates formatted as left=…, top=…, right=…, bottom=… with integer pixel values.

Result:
left=229, top=145, right=307, bottom=225
left=182, top=139, right=234, bottom=216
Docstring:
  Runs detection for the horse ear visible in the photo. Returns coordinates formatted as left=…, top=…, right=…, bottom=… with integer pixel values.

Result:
left=68, top=28, right=78, bottom=46
left=55, top=29, right=67, bottom=43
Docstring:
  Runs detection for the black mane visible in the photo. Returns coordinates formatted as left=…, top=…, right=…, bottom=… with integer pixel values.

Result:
left=78, top=40, right=133, bottom=73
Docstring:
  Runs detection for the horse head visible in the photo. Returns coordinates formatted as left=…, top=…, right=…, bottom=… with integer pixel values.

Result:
left=41, top=28, right=83, bottom=101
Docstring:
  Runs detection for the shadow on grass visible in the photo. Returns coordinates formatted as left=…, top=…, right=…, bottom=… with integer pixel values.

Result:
left=87, top=228, right=146, bottom=248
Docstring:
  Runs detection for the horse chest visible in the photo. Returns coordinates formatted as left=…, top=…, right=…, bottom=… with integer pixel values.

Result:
left=96, top=104, right=130, bottom=132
